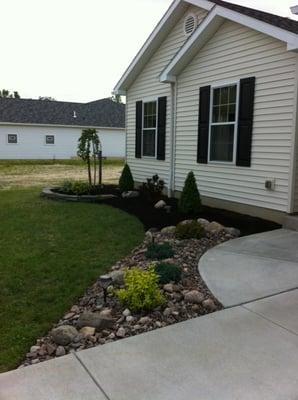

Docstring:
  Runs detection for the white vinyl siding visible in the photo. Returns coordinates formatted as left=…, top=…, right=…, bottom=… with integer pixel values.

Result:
left=175, top=20, right=298, bottom=212
left=126, top=6, right=207, bottom=185
left=0, top=125, right=125, bottom=159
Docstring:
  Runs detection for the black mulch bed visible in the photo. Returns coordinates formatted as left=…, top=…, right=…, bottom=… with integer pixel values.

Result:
left=102, top=194, right=281, bottom=236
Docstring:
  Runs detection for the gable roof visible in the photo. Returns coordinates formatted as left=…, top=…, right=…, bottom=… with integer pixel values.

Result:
left=161, top=3, right=298, bottom=82
left=0, top=98, right=125, bottom=128
left=114, top=0, right=298, bottom=94
left=211, top=0, right=298, bottom=34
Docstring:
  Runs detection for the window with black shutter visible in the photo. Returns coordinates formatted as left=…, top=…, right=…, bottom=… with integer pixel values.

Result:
left=198, top=78, right=255, bottom=166
left=135, top=97, right=167, bottom=160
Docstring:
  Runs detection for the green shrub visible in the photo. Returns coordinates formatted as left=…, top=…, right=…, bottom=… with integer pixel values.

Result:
left=155, top=262, right=181, bottom=284
left=178, top=171, right=202, bottom=215
left=145, top=242, right=174, bottom=260
left=116, top=267, right=165, bottom=312
left=60, top=180, right=92, bottom=195
left=119, top=164, right=134, bottom=192
left=175, top=220, right=205, bottom=240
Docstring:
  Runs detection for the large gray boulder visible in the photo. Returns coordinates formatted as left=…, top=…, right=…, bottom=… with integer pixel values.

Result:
left=76, top=312, right=114, bottom=331
left=50, top=325, right=78, bottom=346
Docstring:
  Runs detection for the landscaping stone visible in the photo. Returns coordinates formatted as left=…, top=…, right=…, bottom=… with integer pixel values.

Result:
left=116, top=327, right=126, bottom=338
left=110, top=270, right=125, bottom=286
left=224, top=227, right=241, bottom=237
left=30, top=346, right=40, bottom=353
left=184, top=290, right=204, bottom=304
left=55, top=346, right=66, bottom=357
left=161, top=226, right=176, bottom=235
left=50, top=325, right=78, bottom=346
left=121, top=190, right=139, bottom=199
left=197, top=218, right=210, bottom=227
left=20, top=219, right=239, bottom=368
left=205, top=221, right=224, bottom=233
left=122, top=309, right=131, bottom=317
left=76, top=312, right=114, bottom=331
left=80, top=327, right=96, bottom=337
left=202, top=298, right=217, bottom=312
left=154, top=200, right=166, bottom=209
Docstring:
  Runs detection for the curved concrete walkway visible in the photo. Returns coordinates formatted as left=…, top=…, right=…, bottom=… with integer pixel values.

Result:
left=199, top=228, right=298, bottom=307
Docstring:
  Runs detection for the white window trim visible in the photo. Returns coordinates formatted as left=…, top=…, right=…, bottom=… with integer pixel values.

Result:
left=208, top=81, right=240, bottom=165
left=141, top=99, right=158, bottom=159
left=45, top=134, right=55, bottom=146
left=7, top=133, right=19, bottom=145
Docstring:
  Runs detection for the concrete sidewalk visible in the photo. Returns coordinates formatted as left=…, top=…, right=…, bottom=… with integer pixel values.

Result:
left=1, top=289, right=298, bottom=400
left=199, top=229, right=298, bottom=307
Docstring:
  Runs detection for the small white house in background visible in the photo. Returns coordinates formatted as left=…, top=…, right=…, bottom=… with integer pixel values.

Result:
left=114, top=0, right=298, bottom=223
left=0, top=98, right=125, bottom=159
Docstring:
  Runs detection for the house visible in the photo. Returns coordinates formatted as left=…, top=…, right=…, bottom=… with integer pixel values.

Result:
left=114, top=0, right=298, bottom=223
left=0, top=98, right=125, bottom=159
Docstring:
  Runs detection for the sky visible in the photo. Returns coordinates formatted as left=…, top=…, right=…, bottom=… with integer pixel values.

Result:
left=0, top=0, right=297, bottom=103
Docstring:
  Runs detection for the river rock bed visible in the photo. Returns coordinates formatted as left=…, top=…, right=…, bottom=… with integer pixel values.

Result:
left=20, top=219, right=240, bottom=368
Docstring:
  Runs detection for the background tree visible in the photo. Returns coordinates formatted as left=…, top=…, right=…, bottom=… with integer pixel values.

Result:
left=0, top=89, right=20, bottom=98
left=77, top=129, right=101, bottom=186
left=38, top=96, right=56, bottom=101
left=111, top=93, right=122, bottom=103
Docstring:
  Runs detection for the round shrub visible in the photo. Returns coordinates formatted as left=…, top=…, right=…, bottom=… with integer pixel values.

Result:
left=179, top=171, right=202, bottom=215
left=116, top=267, right=165, bottom=312
left=175, top=220, right=205, bottom=240
left=119, top=164, right=134, bottom=192
left=155, top=262, right=182, bottom=284
left=145, top=242, right=174, bottom=260
left=60, top=180, right=92, bottom=195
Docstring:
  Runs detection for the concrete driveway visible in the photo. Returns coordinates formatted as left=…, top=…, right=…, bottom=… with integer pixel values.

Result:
left=199, top=229, right=298, bottom=307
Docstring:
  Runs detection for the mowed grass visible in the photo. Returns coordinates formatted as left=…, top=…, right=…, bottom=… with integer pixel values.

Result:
left=0, top=158, right=124, bottom=189
left=0, top=188, right=144, bottom=372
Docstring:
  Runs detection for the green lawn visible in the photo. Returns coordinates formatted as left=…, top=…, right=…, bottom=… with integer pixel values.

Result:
left=0, top=188, right=144, bottom=372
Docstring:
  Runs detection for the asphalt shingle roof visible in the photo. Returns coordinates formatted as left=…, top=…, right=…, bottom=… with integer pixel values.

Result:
left=0, top=98, right=125, bottom=128
left=212, top=0, right=298, bottom=34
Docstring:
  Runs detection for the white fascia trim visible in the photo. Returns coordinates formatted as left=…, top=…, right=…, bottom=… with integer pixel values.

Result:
left=113, top=0, right=216, bottom=95
left=113, top=0, right=181, bottom=95
left=0, top=122, right=125, bottom=131
left=161, top=5, right=298, bottom=82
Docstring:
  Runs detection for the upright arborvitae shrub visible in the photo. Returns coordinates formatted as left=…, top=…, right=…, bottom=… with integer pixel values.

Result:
left=119, top=163, right=134, bottom=192
left=178, top=171, right=202, bottom=215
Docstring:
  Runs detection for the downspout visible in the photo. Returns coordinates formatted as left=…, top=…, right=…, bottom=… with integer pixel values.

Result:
left=168, top=81, right=177, bottom=197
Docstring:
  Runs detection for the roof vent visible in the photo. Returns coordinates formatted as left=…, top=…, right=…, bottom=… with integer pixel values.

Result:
left=184, top=14, right=197, bottom=36
left=290, top=5, right=298, bottom=14
left=73, top=111, right=77, bottom=118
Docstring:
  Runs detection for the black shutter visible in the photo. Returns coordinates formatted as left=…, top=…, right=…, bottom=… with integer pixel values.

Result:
left=135, top=101, right=142, bottom=158
left=197, top=86, right=211, bottom=163
left=236, top=77, right=256, bottom=167
left=157, top=96, right=167, bottom=160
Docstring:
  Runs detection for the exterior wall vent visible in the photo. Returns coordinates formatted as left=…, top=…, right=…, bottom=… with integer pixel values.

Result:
left=184, top=14, right=197, bottom=36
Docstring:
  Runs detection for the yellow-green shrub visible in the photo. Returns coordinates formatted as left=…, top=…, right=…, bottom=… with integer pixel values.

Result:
left=116, top=266, right=165, bottom=312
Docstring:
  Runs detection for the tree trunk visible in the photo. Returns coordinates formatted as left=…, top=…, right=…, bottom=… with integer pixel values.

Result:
left=87, top=157, right=92, bottom=185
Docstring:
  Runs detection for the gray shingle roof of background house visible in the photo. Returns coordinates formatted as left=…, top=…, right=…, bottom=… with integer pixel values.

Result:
left=0, top=98, right=125, bottom=128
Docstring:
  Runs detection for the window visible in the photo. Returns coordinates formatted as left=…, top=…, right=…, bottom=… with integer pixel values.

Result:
left=209, top=84, right=238, bottom=163
left=142, top=101, right=157, bottom=157
left=7, top=134, right=18, bottom=144
left=45, top=135, right=55, bottom=145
